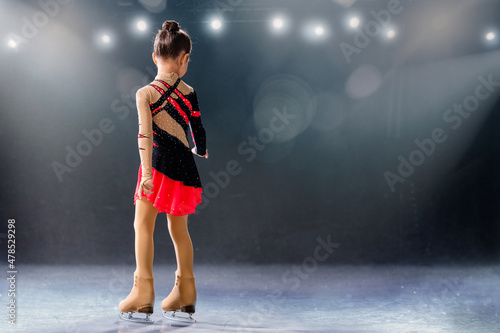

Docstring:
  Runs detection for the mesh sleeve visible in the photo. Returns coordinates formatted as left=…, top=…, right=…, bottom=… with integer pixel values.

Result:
left=136, top=88, right=153, bottom=179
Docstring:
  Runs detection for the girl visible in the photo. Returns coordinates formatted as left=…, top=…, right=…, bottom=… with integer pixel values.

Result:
left=118, top=20, right=208, bottom=324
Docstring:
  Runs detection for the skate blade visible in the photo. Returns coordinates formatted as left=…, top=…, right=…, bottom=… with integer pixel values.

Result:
left=119, top=311, right=154, bottom=324
left=163, top=310, right=196, bottom=324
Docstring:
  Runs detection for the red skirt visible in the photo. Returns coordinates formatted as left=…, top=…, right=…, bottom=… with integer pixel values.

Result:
left=134, top=165, right=203, bottom=215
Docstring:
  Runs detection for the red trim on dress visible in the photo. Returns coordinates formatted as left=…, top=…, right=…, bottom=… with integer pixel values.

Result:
left=155, top=79, right=193, bottom=110
left=134, top=165, right=202, bottom=215
left=150, top=84, right=165, bottom=94
left=174, top=90, right=193, bottom=110
left=167, top=96, right=190, bottom=125
left=151, top=106, right=162, bottom=115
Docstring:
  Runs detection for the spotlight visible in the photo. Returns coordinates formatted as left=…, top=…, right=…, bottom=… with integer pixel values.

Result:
left=303, top=22, right=329, bottom=42
left=211, top=19, right=222, bottom=30
left=387, top=29, right=396, bottom=39
left=349, top=17, right=360, bottom=29
left=8, top=40, right=17, bottom=48
left=102, top=34, right=111, bottom=44
left=314, top=26, right=325, bottom=36
left=273, top=17, right=284, bottom=29
left=96, top=31, right=114, bottom=49
left=486, top=32, right=496, bottom=41
left=136, top=20, right=147, bottom=32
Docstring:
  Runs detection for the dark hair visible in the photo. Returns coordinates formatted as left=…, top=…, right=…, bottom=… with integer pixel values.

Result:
left=154, top=20, right=191, bottom=59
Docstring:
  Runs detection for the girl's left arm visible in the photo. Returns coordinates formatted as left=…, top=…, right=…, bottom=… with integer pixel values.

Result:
left=136, top=87, right=154, bottom=196
left=188, top=90, right=207, bottom=157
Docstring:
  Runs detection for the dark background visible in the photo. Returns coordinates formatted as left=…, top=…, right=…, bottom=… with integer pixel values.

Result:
left=1, top=0, right=499, bottom=266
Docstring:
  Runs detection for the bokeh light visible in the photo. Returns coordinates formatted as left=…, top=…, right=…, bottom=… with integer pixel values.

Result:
left=136, top=20, right=147, bottom=32
left=315, top=25, right=325, bottom=36
left=345, top=64, right=383, bottom=99
left=273, top=17, right=284, bottom=29
left=349, top=17, right=360, bottom=29
left=102, top=34, right=111, bottom=44
left=211, top=19, right=222, bottom=30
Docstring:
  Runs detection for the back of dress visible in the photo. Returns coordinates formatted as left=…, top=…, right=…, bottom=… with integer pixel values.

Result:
left=134, top=72, right=207, bottom=215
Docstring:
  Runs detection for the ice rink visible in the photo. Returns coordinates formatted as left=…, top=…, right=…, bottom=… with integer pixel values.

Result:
left=3, top=264, right=499, bottom=332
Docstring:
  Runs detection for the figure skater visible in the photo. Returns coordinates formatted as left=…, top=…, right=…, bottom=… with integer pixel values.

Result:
left=118, top=20, right=208, bottom=324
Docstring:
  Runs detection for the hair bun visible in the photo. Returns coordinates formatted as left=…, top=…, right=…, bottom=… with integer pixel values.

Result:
left=162, top=20, right=180, bottom=33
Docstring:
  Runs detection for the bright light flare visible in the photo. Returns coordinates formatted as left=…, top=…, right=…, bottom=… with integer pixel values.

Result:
left=314, top=26, right=325, bottom=36
left=102, top=34, right=111, bottom=44
left=486, top=32, right=496, bottom=41
left=387, top=29, right=396, bottom=39
left=136, top=20, right=147, bottom=32
left=211, top=19, right=222, bottom=30
left=8, top=40, right=17, bottom=48
left=349, top=17, right=360, bottom=29
left=273, top=18, right=284, bottom=29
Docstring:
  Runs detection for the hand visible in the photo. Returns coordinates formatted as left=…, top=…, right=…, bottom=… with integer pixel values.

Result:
left=137, top=176, right=154, bottom=199
left=192, top=147, right=209, bottom=159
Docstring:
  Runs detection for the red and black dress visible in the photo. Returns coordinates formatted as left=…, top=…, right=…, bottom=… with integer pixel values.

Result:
left=133, top=73, right=206, bottom=215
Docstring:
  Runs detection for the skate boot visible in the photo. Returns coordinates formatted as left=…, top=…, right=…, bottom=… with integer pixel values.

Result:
left=119, top=276, right=155, bottom=324
left=161, top=272, right=196, bottom=323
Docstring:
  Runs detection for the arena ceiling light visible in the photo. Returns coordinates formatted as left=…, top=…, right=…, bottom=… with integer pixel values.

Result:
left=302, top=21, right=329, bottom=42
left=486, top=31, right=496, bottom=41
left=136, top=20, right=147, bottom=32
left=211, top=19, right=222, bottom=30
left=315, top=25, right=325, bottom=36
left=96, top=31, right=115, bottom=50
left=270, top=15, right=288, bottom=36
left=272, top=17, right=284, bottom=30
left=349, top=16, right=360, bottom=29
left=483, top=29, right=498, bottom=47
left=102, top=34, right=111, bottom=44
left=8, top=40, right=17, bottom=48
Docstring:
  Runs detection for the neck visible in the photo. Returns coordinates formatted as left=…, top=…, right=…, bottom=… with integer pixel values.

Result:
left=157, top=61, right=180, bottom=77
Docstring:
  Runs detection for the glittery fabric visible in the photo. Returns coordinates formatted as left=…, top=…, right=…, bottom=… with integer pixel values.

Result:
left=134, top=165, right=202, bottom=215
left=134, top=72, right=206, bottom=214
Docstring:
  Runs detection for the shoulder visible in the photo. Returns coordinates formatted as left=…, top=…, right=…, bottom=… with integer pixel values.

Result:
left=178, top=80, right=195, bottom=96
left=137, top=85, right=154, bottom=95
left=136, top=85, right=154, bottom=100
